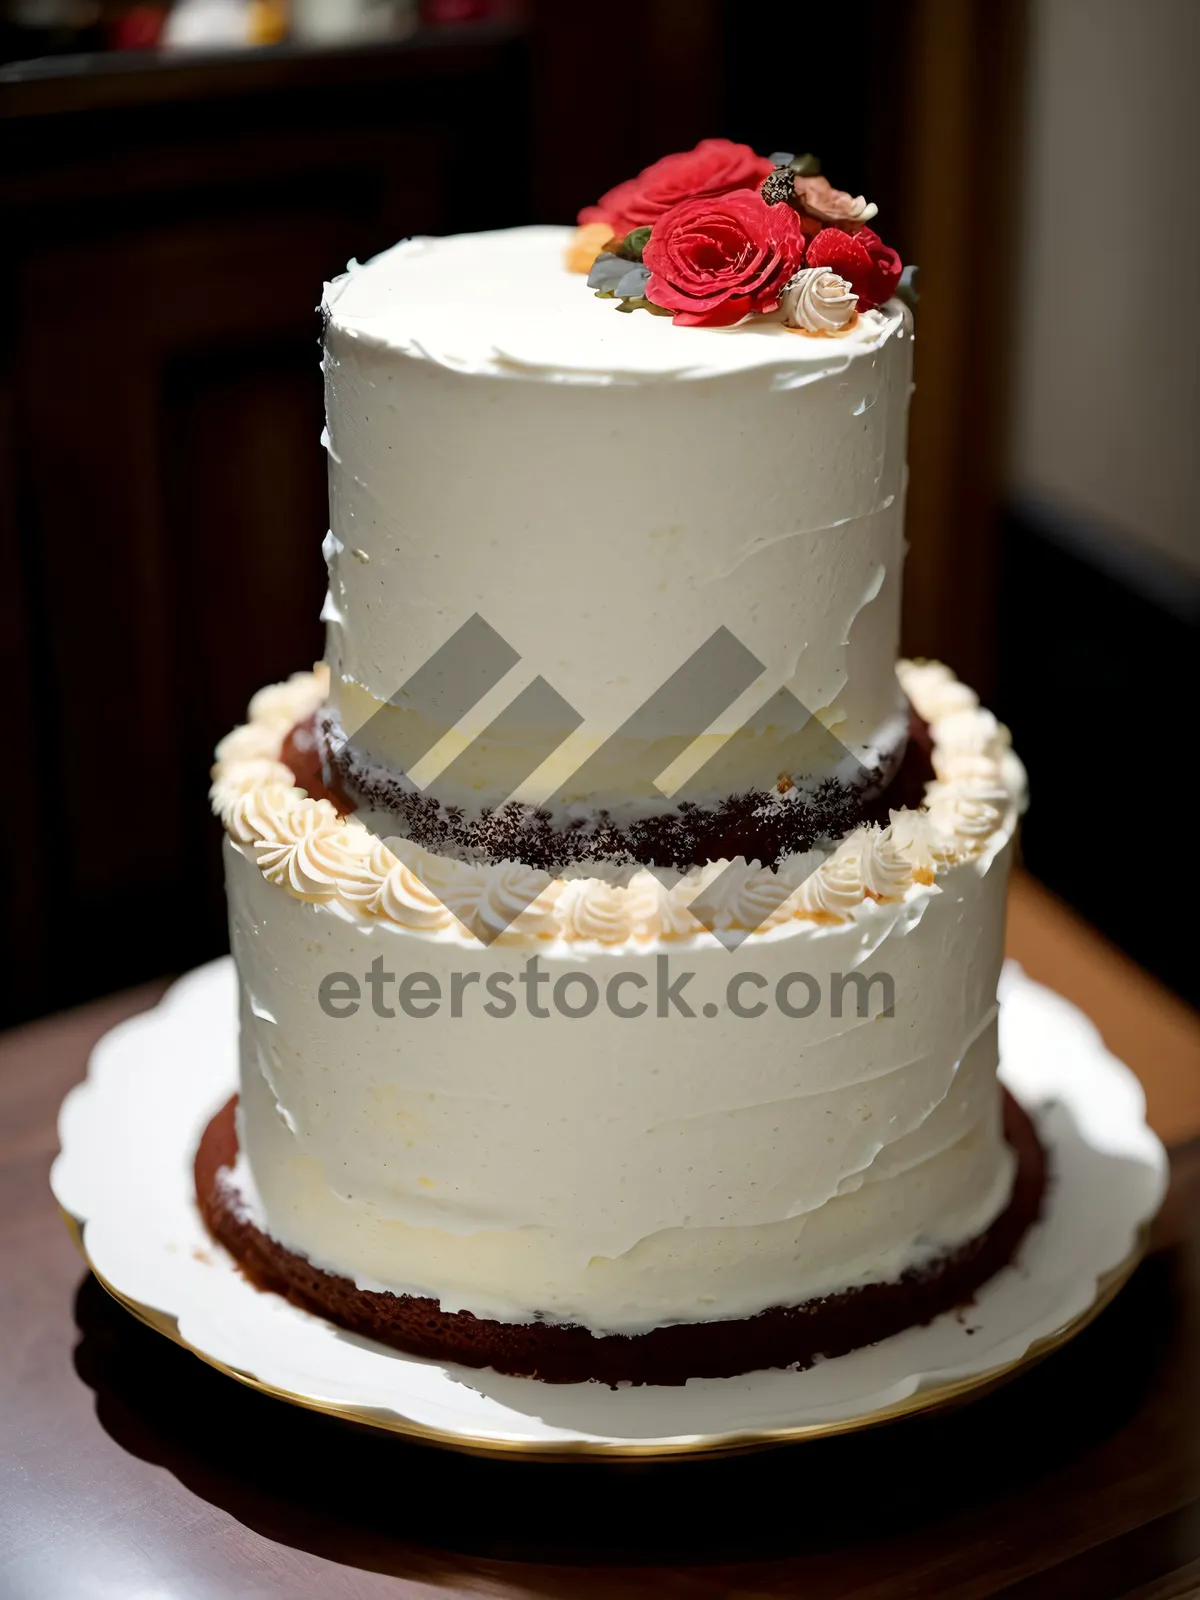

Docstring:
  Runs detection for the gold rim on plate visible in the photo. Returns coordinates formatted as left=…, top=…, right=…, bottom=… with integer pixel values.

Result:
left=61, top=1209, right=1149, bottom=1462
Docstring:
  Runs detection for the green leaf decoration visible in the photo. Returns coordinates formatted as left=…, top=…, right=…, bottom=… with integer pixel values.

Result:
left=897, top=264, right=920, bottom=310
left=594, top=287, right=669, bottom=315
left=608, top=225, right=653, bottom=262
left=614, top=295, right=672, bottom=317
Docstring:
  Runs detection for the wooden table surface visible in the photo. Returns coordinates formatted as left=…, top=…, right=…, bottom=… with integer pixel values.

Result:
left=3, top=871, right=1199, bottom=1599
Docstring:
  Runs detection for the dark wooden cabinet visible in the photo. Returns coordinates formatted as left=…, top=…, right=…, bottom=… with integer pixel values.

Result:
left=1, top=27, right=533, bottom=1022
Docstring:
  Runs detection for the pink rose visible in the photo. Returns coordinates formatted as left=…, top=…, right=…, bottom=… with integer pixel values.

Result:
left=791, top=175, right=879, bottom=234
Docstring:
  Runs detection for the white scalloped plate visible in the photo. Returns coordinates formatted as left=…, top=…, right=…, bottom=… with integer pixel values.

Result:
left=52, top=959, right=1167, bottom=1459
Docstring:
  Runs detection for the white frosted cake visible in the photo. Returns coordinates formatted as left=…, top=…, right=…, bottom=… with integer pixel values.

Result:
left=200, top=144, right=1039, bottom=1384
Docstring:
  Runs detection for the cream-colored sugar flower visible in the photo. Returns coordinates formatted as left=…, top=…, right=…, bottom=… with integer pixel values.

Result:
left=781, top=267, right=858, bottom=334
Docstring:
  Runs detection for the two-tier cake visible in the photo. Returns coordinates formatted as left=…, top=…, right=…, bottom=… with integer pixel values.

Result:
left=199, top=142, right=1041, bottom=1385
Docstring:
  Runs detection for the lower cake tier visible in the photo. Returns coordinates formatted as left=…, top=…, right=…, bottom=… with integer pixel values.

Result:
left=207, top=657, right=1029, bottom=1379
left=197, top=1089, right=1044, bottom=1385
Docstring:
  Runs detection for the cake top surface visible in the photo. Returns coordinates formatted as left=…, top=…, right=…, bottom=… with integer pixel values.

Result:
left=323, top=225, right=906, bottom=384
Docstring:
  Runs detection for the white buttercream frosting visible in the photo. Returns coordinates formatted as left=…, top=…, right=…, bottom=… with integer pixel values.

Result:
left=627, top=870, right=703, bottom=941
left=555, top=878, right=638, bottom=945
left=215, top=722, right=288, bottom=768
left=325, top=225, right=900, bottom=382
left=694, top=860, right=799, bottom=933
left=225, top=815, right=1017, bottom=1331
left=927, top=774, right=1013, bottom=845
left=319, top=226, right=913, bottom=804
left=341, top=842, right=456, bottom=930
left=460, top=863, right=561, bottom=944
left=898, top=658, right=982, bottom=722
left=859, top=823, right=918, bottom=900
left=211, top=761, right=297, bottom=827
left=247, top=667, right=328, bottom=729
left=251, top=807, right=349, bottom=901
left=223, top=781, right=308, bottom=847
left=214, top=657, right=1025, bottom=1331
left=216, top=635, right=1023, bottom=1336
left=794, top=840, right=868, bottom=919
left=886, top=806, right=961, bottom=881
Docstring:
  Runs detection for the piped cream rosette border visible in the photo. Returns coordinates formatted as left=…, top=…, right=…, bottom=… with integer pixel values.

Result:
left=210, top=660, right=1025, bottom=948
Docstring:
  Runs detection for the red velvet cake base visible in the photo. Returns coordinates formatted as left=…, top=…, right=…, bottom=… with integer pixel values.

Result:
left=195, top=1091, right=1045, bottom=1386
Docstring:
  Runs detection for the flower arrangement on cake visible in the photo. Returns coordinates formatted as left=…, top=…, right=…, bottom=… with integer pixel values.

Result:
left=568, top=139, right=905, bottom=332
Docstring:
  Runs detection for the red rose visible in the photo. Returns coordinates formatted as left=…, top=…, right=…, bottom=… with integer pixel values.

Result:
left=578, top=138, right=774, bottom=232
left=805, top=226, right=902, bottom=312
left=642, top=189, right=807, bottom=327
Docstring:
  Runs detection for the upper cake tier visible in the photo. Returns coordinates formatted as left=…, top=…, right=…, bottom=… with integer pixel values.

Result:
left=320, top=223, right=913, bottom=860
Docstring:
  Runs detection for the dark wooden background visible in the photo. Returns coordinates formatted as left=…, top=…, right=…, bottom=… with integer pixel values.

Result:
left=1, top=0, right=1025, bottom=1027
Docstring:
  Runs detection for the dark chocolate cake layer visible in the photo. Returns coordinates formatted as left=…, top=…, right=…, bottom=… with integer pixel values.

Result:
left=278, top=704, right=934, bottom=871
left=196, top=1090, right=1045, bottom=1387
